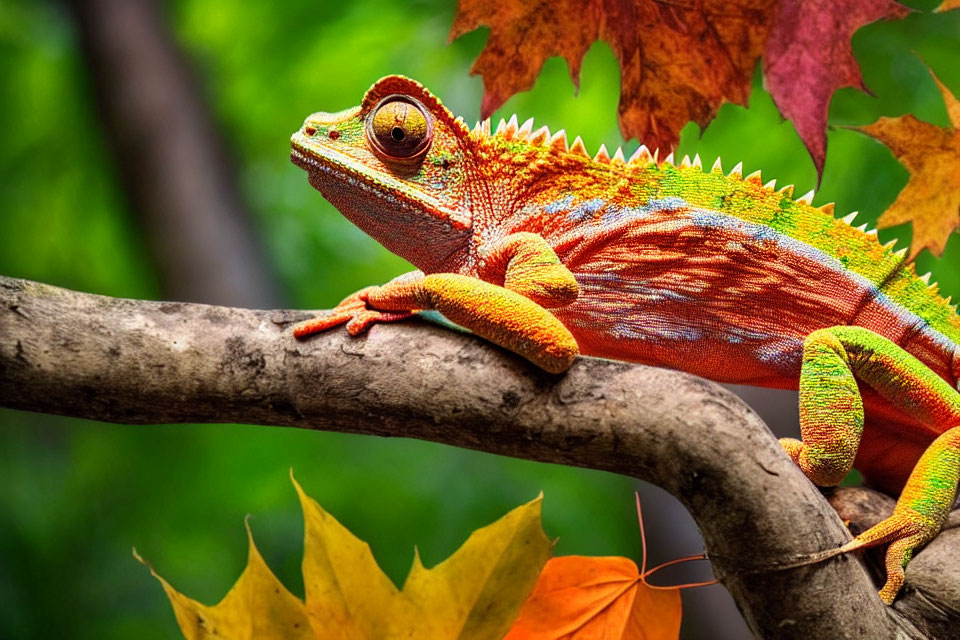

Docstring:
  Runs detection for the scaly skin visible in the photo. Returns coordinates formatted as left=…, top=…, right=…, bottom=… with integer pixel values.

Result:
left=290, top=75, right=960, bottom=603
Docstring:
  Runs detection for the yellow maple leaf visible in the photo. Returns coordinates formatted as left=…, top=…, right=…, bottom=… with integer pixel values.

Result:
left=857, top=68, right=960, bottom=258
left=138, top=474, right=552, bottom=640
left=134, top=519, right=313, bottom=640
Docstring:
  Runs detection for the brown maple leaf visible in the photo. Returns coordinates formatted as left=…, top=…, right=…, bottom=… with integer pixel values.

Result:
left=856, top=69, right=960, bottom=258
left=450, top=0, right=774, bottom=157
left=450, top=0, right=911, bottom=176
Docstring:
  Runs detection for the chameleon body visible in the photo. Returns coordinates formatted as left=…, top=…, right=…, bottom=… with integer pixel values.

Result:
left=291, top=76, right=960, bottom=603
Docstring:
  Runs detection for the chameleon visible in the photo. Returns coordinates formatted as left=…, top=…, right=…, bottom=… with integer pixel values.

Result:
left=289, top=75, right=960, bottom=604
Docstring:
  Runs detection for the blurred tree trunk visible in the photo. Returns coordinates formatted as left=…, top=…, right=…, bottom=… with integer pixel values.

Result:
left=64, top=0, right=280, bottom=308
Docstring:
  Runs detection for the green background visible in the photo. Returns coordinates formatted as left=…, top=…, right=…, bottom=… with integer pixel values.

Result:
left=1, top=1, right=958, bottom=638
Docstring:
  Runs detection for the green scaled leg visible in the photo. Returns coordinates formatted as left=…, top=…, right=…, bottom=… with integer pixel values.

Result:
left=779, top=326, right=960, bottom=604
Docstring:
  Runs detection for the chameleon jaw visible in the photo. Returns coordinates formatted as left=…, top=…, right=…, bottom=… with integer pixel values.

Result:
left=289, top=143, right=470, bottom=233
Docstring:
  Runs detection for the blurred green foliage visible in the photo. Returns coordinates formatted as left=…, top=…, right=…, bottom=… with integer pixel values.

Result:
left=0, top=0, right=957, bottom=637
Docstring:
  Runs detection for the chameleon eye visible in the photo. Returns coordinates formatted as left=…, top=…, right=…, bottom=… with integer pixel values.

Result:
left=366, top=96, right=433, bottom=167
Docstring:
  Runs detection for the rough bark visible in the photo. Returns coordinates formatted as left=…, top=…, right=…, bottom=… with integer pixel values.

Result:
left=1, top=275, right=957, bottom=639
left=64, top=0, right=280, bottom=307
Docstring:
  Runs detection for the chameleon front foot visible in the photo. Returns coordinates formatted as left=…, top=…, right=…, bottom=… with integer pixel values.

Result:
left=292, top=270, right=580, bottom=373
left=292, top=286, right=414, bottom=339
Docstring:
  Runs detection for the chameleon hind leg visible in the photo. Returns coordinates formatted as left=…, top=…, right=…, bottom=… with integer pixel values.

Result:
left=779, top=326, right=960, bottom=603
left=293, top=233, right=580, bottom=373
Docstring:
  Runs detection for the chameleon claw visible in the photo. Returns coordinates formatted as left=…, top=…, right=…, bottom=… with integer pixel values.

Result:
left=292, top=311, right=355, bottom=338
left=345, top=310, right=415, bottom=335
left=294, top=286, right=416, bottom=339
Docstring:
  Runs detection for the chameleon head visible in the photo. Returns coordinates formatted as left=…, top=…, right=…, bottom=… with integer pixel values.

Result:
left=291, top=76, right=474, bottom=273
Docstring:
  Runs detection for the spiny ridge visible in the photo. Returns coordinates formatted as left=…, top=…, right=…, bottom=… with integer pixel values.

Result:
left=594, top=144, right=611, bottom=164
left=569, top=136, right=589, bottom=158
left=629, top=145, right=655, bottom=166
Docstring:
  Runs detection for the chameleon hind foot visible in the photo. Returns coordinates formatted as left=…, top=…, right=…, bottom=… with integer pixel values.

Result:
left=839, top=515, right=934, bottom=605
left=839, top=426, right=960, bottom=603
left=782, top=327, right=960, bottom=603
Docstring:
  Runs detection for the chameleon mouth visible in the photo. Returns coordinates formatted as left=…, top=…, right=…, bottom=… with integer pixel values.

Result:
left=289, top=139, right=470, bottom=231
left=290, top=147, right=321, bottom=172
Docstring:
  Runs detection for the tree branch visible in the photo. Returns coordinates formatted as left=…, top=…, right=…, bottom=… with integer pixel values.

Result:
left=1, top=275, right=956, bottom=638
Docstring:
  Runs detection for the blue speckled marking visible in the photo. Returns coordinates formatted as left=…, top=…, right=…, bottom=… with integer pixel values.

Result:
left=544, top=194, right=574, bottom=214
left=647, top=196, right=688, bottom=211
left=568, top=198, right=605, bottom=222
left=547, top=195, right=693, bottom=225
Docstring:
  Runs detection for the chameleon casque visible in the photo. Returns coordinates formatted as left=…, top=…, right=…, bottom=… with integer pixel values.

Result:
left=290, top=75, right=960, bottom=604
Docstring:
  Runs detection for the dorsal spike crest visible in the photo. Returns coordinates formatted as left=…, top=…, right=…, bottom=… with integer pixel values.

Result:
left=692, top=153, right=702, bottom=168
left=517, top=118, right=534, bottom=140
left=729, top=162, right=743, bottom=178
left=629, top=145, right=653, bottom=165
left=662, top=151, right=675, bottom=166
left=841, top=212, right=858, bottom=225
left=711, top=157, right=723, bottom=173
left=817, top=202, right=835, bottom=216
left=549, top=129, right=568, bottom=152
left=594, top=143, right=611, bottom=164
left=866, top=228, right=878, bottom=235
left=529, top=125, right=550, bottom=146
left=612, top=147, right=626, bottom=165
left=796, top=190, right=815, bottom=205
left=764, top=179, right=777, bottom=191
left=778, top=184, right=794, bottom=197
left=502, top=114, right=519, bottom=140
left=480, top=119, right=491, bottom=136
left=745, top=169, right=763, bottom=184
left=495, top=118, right=508, bottom=136
left=919, top=272, right=932, bottom=284
left=883, top=239, right=898, bottom=250
left=855, top=223, right=868, bottom=232
left=680, top=154, right=692, bottom=168
left=569, top=136, right=589, bottom=158
left=893, top=247, right=908, bottom=259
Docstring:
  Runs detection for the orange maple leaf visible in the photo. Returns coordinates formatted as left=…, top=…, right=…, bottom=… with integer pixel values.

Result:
left=856, top=69, right=960, bottom=258
left=503, top=555, right=682, bottom=640
left=504, top=495, right=712, bottom=639
left=450, top=0, right=911, bottom=176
